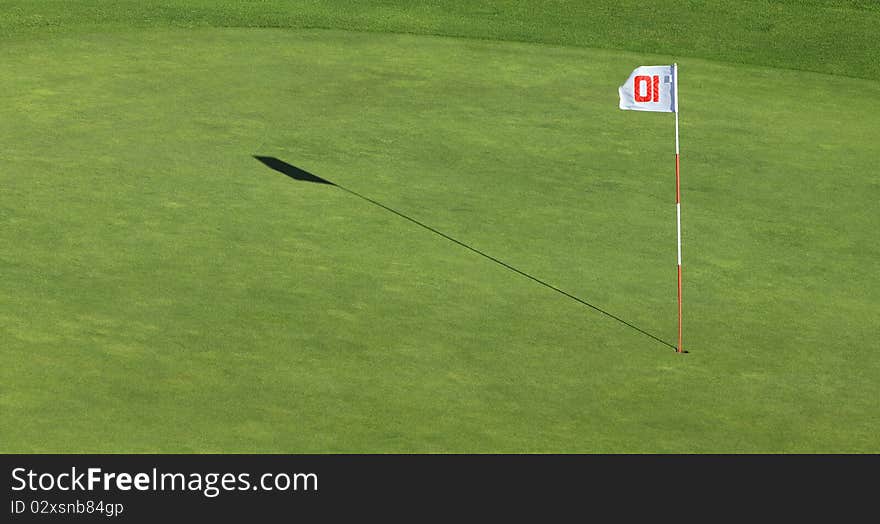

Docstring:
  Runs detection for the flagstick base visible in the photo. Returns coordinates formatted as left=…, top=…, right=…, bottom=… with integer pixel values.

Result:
left=676, top=264, right=684, bottom=353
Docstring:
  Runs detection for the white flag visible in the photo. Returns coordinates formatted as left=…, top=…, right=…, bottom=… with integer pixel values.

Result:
left=619, top=65, right=677, bottom=113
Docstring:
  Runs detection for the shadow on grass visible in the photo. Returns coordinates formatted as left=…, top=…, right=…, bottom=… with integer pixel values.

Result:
left=253, top=155, right=678, bottom=352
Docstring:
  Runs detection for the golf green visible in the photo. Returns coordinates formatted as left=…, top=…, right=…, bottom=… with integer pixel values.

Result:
left=1, top=24, right=877, bottom=452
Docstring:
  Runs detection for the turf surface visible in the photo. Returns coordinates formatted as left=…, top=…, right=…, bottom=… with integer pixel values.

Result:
left=0, top=4, right=877, bottom=452
left=2, top=1, right=879, bottom=80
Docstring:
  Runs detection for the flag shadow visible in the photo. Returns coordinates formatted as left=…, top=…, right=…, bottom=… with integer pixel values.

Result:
left=253, top=155, right=678, bottom=352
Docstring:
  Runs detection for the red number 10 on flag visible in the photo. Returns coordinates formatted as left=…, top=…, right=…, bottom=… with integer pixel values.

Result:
left=633, top=75, right=660, bottom=102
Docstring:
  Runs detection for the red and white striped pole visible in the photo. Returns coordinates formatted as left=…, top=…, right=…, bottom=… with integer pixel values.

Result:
left=673, top=63, right=683, bottom=353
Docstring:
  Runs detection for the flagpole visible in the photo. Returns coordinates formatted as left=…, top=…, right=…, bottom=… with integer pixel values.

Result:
left=673, top=63, right=683, bottom=353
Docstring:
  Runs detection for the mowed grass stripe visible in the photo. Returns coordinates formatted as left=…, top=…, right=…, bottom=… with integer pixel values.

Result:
left=0, top=1, right=878, bottom=80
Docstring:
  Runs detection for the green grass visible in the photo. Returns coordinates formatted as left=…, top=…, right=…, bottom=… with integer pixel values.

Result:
left=1, top=1, right=879, bottom=80
left=0, top=3, right=878, bottom=452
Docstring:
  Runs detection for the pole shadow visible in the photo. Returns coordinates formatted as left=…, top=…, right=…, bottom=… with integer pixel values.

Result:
left=253, top=155, right=678, bottom=351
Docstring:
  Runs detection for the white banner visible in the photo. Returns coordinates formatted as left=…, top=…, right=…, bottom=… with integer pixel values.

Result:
left=618, top=65, right=676, bottom=113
